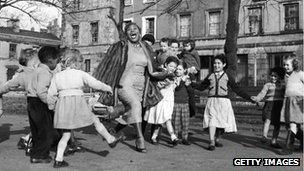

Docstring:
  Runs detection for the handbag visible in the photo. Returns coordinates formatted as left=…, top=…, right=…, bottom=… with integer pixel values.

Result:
left=144, top=80, right=163, bottom=109
left=97, top=92, right=114, bottom=106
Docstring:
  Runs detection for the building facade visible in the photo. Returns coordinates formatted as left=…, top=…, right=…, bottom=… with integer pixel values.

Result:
left=123, top=0, right=303, bottom=86
left=0, top=19, right=61, bottom=84
left=62, top=0, right=117, bottom=73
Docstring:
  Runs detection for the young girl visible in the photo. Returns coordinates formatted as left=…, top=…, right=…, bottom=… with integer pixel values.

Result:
left=172, top=62, right=192, bottom=145
left=279, top=55, right=303, bottom=155
left=47, top=49, right=122, bottom=168
left=144, top=56, right=180, bottom=145
left=191, top=54, right=255, bottom=151
left=252, top=67, right=285, bottom=148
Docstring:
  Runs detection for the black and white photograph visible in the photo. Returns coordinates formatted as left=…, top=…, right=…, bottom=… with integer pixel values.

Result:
left=0, top=0, right=303, bottom=170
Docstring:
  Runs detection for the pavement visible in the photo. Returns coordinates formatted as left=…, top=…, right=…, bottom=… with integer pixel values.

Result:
left=0, top=114, right=303, bottom=171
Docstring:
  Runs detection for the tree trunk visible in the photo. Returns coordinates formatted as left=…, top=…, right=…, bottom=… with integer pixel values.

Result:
left=224, top=0, right=241, bottom=80
left=117, top=0, right=125, bottom=40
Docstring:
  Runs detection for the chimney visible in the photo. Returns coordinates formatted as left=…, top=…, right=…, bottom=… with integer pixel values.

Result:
left=7, top=19, right=20, bottom=32
left=31, top=27, right=35, bottom=31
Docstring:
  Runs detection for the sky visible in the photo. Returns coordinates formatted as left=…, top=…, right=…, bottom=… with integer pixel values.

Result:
left=0, top=1, right=62, bottom=31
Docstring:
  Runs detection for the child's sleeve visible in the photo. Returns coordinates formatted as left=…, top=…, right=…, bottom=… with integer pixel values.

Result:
left=37, top=70, right=52, bottom=104
left=227, top=74, right=255, bottom=103
left=47, top=77, right=58, bottom=110
left=190, top=74, right=210, bottom=91
left=0, top=74, right=23, bottom=95
left=83, top=71, right=112, bottom=93
left=254, top=83, right=269, bottom=102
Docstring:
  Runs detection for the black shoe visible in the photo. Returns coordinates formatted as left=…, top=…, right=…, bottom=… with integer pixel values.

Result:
left=181, top=139, right=191, bottom=145
left=53, top=160, right=69, bottom=168
left=215, top=141, right=223, bottom=147
left=207, top=144, right=215, bottom=151
left=17, top=138, right=27, bottom=150
left=150, top=138, right=159, bottom=145
left=260, top=136, right=268, bottom=144
left=172, top=138, right=179, bottom=146
left=108, top=135, right=123, bottom=148
left=135, top=138, right=147, bottom=153
left=270, top=143, right=282, bottom=149
left=30, top=156, right=52, bottom=164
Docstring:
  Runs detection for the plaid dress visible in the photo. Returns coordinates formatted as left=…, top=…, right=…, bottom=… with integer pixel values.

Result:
left=172, top=103, right=190, bottom=139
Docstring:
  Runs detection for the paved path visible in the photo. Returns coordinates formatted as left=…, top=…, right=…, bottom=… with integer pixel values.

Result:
left=0, top=114, right=302, bottom=171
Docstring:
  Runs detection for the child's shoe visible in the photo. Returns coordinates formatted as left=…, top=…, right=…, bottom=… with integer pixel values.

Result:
left=17, top=138, right=27, bottom=149
left=181, top=139, right=191, bottom=145
left=172, top=138, right=179, bottom=146
left=53, top=160, right=69, bottom=168
left=260, top=136, right=268, bottom=144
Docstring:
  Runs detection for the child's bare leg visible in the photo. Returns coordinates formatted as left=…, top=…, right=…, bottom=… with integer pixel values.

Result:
left=209, top=126, right=216, bottom=146
left=165, top=120, right=178, bottom=141
left=56, top=131, right=71, bottom=161
left=263, top=119, right=271, bottom=138
left=151, top=125, right=161, bottom=140
left=92, top=117, right=115, bottom=143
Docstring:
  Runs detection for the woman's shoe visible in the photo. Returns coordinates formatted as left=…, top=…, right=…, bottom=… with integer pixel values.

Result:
left=270, top=143, right=281, bottom=149
left=260, top=136, right=268, bottom=144
left=135, top=138, right=147, bottom=153
left=53, top=160, right=69, bottom=168
left=215, top=141, right=223, bottom=147
left=108, top=135, right=123, bottom=148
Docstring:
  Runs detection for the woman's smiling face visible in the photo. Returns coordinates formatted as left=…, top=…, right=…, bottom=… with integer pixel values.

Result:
left=126, top=24, right=141, bottom=43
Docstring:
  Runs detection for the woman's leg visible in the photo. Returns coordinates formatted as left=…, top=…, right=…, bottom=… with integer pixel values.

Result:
left=133, top=122, right=146, bottom=151
left=55, top=131, right=71, bottom=162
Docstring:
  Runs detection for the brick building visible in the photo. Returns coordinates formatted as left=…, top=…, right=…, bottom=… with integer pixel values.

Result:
left=61, top=0, right=117, bottom=74
left=123, top=0, right=303, bottom=86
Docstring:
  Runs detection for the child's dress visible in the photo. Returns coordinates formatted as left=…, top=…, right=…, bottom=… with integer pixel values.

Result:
left=280, top=71, right=304, bottom=124
left=47, top=68, right=111, bottom=129
left=144, top=80, right=176, bottom=124
left=192, top=72, right=254, bottom=133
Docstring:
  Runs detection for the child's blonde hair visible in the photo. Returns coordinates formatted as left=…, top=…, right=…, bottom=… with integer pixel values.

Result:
left=284, top=54, right=302, bottom=72
left=61, top=48, right=83, bottom=70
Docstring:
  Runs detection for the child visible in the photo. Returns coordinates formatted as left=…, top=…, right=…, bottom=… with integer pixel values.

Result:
left=252, top=67, right=285, bottom=148
left=279, top=55, right=304, bottom=155
left=144, top=56, right=180, bottom=145
left=172, top=62, right=192, bottom=145
left=191, top=54, right=255, bottom=151
left=26, top=46, right=61, bottom=163
left=47, top=49, right=123, bottom=168
left=155, top=37, right=170, bottom=69
left=168, top=39, right=180, bottom=58
left=0, top=48, right=39, bottom=154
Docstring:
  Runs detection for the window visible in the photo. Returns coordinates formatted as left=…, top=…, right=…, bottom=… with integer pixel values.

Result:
left=72, top=25, right=79, bottom=44
left=248, top=7, right=263, bottom=35
left=125, top=0, right=133, bottom=5
left=85, top=59, right=90, bottom=72
left=90, top=22, right=98, bottom=43
left=72, top=0, right=80, bottom=10
left=199, top=56, right=212, bottom=80
left=284, top=3, right=299, bottom=31
left=268, top=52, right=293, bottom=69
left=142, top=17, right=156, bottom=36
left=143, top=0, right=156, bottom=3
left=236, top=55, right=248, bottom=86
left=179, top=14, right=191, bottom=37
left=9, top=43, right=17, bottom=58
left=208, top=11, right=221, bottom=36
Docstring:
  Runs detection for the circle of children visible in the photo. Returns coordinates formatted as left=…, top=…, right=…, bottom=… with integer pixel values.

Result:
left=0, top=34, right=303, bottom=168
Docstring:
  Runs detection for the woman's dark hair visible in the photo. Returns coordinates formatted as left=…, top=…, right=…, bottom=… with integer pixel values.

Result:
left=270, top=67, right=285, bottom=79
left=214, top=54, right=227, bottom=65
left=38, top=46, right=59, bottom=64
left=182, top=39, right=195, bottom=51
left=164, top=56, right=180, bottom=66
left=168, top=39, right=179, bottom=47
left=124, top=22, right=141, bottom=34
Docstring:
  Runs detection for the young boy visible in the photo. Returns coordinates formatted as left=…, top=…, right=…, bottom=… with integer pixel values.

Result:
left=0, top=49, right=38, bottom=154
left=168, top=39, right=180, bottom=58
left=155, top=37, right=170, bottom=69
left=27, top=46, right=60, bottom=163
